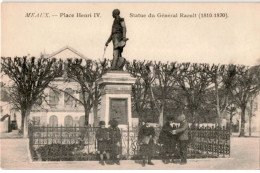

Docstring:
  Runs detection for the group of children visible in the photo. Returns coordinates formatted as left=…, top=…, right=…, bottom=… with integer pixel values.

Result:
left=95, top=119, right=121, bottom=165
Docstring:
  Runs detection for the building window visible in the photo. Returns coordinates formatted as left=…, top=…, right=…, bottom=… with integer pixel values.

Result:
left=64, top=88, right=75, bottom=107
left=49, top=89, right=59, bottom=106
left=1, top=88, right=9, bottom=102
left=79, top=116, right=85, bottom=127
left=35, top=98, right=43, bottom=106
left=49, top=115, right=58, bottom=127
left=32, top=117, right=40, bottom=126
left=64, top=115, right=73, bottom=127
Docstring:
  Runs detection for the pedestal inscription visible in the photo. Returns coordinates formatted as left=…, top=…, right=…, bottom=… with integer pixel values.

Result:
left=97, top=71, right=136, bottom=128
left=110, top=98, right=127, bottom=124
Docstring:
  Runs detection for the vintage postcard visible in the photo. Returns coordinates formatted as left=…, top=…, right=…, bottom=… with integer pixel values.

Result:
left=1, top=2, right=260, bottom=170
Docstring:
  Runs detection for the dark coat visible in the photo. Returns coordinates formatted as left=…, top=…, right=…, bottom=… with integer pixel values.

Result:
left=112, top=17, right=124, bottom=35
left=108, top=126, right=121, bottom=144
left=138, top=125, right=156, bottom=156
left=159, top=122, right=178, bottom=154
left=138, top=125, right=155, bottom=141
left=176, top=120, right=189, bottom=141
left=96, top=128, right=109, bottom=152
left=108, top=126, right=122, bottom=154
left=159, top=122, right=173, bottom=144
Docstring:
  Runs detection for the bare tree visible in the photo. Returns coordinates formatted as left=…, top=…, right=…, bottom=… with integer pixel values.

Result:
left=1, top=56, right=63, bottom=136
left=151, top=61, right=178, bottom=126
left=126, top=60, right=154, bottom=122
left=231, top=65, right=260, bottom=137
left=172, top=63, right=212, bottom=123
left=64, top=58, right=109, bottom=126
left=247, top=93, right=258, bottom=136
left=207, top=64, right=237, bottom=125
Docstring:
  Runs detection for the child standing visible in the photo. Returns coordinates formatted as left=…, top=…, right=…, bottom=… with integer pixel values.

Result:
left=96, top=121, right=110, bottom=165
left=138, top=120, right=156, bottom=166
left=108, top=119, right=122, bottom=165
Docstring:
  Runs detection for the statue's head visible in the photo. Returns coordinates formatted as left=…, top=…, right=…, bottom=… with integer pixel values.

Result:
left=112, top=9, right=120, bottom=18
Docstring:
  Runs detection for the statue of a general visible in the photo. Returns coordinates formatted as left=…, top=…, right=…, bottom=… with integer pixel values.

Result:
left=105, top=9, right=128, bottom=71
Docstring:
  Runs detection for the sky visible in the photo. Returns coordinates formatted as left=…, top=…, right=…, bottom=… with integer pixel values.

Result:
left=1, top=3, right=260, bottom=66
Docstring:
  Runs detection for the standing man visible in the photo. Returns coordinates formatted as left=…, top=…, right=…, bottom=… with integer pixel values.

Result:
left=105, top=9, right=128, bottom=70
left=138, top=120, right=156, bottom=166
left=172, top=114, right=189, bottom=165
left=96, top=121, right=110, bottom=165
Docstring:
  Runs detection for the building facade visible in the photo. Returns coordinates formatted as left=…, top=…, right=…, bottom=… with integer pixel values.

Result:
left=30, top=46, right=93, bottom=127
left=30, top=79, right=94, bottom=127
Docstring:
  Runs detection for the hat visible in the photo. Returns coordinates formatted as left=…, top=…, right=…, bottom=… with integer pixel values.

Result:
left=177, top=114, right=186, bottom=122
left=167, top=116, right=174, bottom=121
left=179, top=114, right=186, bottom=119
left=109, top=119, right=119, bottom=127
left=99, top=121, right=105, bottom=126
left=144, top=119, right=152, bottom=123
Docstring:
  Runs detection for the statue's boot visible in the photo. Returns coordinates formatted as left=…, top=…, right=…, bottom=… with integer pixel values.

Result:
left=117, top=57, right=126, bottom=70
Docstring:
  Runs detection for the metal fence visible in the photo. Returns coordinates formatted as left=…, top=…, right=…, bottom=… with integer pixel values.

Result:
left=28, top=124, right=230, bottom=161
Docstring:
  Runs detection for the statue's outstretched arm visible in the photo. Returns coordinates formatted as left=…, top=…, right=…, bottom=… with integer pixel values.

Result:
left=106, top=31, right=112, bottom=46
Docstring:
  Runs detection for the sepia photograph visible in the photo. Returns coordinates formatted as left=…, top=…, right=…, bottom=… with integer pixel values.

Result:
left=1, top=2, right=260, bottom=170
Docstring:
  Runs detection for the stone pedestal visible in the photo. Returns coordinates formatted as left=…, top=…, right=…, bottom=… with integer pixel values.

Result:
left=97, top=71, right=136, bottom=128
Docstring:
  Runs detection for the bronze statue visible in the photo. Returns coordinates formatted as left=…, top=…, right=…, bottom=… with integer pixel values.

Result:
left=105, top=9, right=128, bottom=71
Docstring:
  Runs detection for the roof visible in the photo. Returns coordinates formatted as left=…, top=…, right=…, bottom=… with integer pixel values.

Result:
left=45, top=46, right=89, bottom=60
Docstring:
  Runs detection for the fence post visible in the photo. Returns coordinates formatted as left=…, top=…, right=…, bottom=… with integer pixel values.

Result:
left=217, top=126, right=220, bottom=157
left=206, top=126, right=209, bottom=158
left=87, top=126, right=90, bottom=160
left=211, top=126, right=214, bottom=158
left=127, top=123, right=130, bottom=159
left=28, top=124, right=33, bottom=160
left=222, top=126, right=225, bottom=158
left=60, top=125, right=62, bottom=160
left=228, top=125, right=231, bottom=157
left=94, top=127, right=97, bottom=153
left=46, top=125, right=49, bottom=161
left=74, top=125, right=76, bottom=144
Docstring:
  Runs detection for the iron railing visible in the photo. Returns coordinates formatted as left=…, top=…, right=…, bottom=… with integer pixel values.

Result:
left=28, top=124, right=230, bottom=161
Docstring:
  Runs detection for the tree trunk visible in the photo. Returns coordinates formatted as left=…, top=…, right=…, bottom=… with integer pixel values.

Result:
left=217, top=114, right=223, bottom=126
left=158, top=106, right=164, bottom=127
left=23, top=109, right=31, bottom=138
left=230, top=122, right=233, bottom=135
left=249, top=114, right=252, bottom=136
left=24, top=115, right=28, bottom=137
left=21, top=113, right=25, bottom=134
left=215, top=81, right=222, bottom=125
left=84, top=108, right=90, bottom=126
left=191, top=108, right=196, bottom=124
left=229, top=114, right=233, bottom=135
left=7, top=116, right=11, bottom=132
left=93, top=102, right=99, bottom=127
left=249, top=99, right=254, bottom=137
left=249, top=103, right=252, bottom=137
left=239, top=106, right=246, bottom=137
